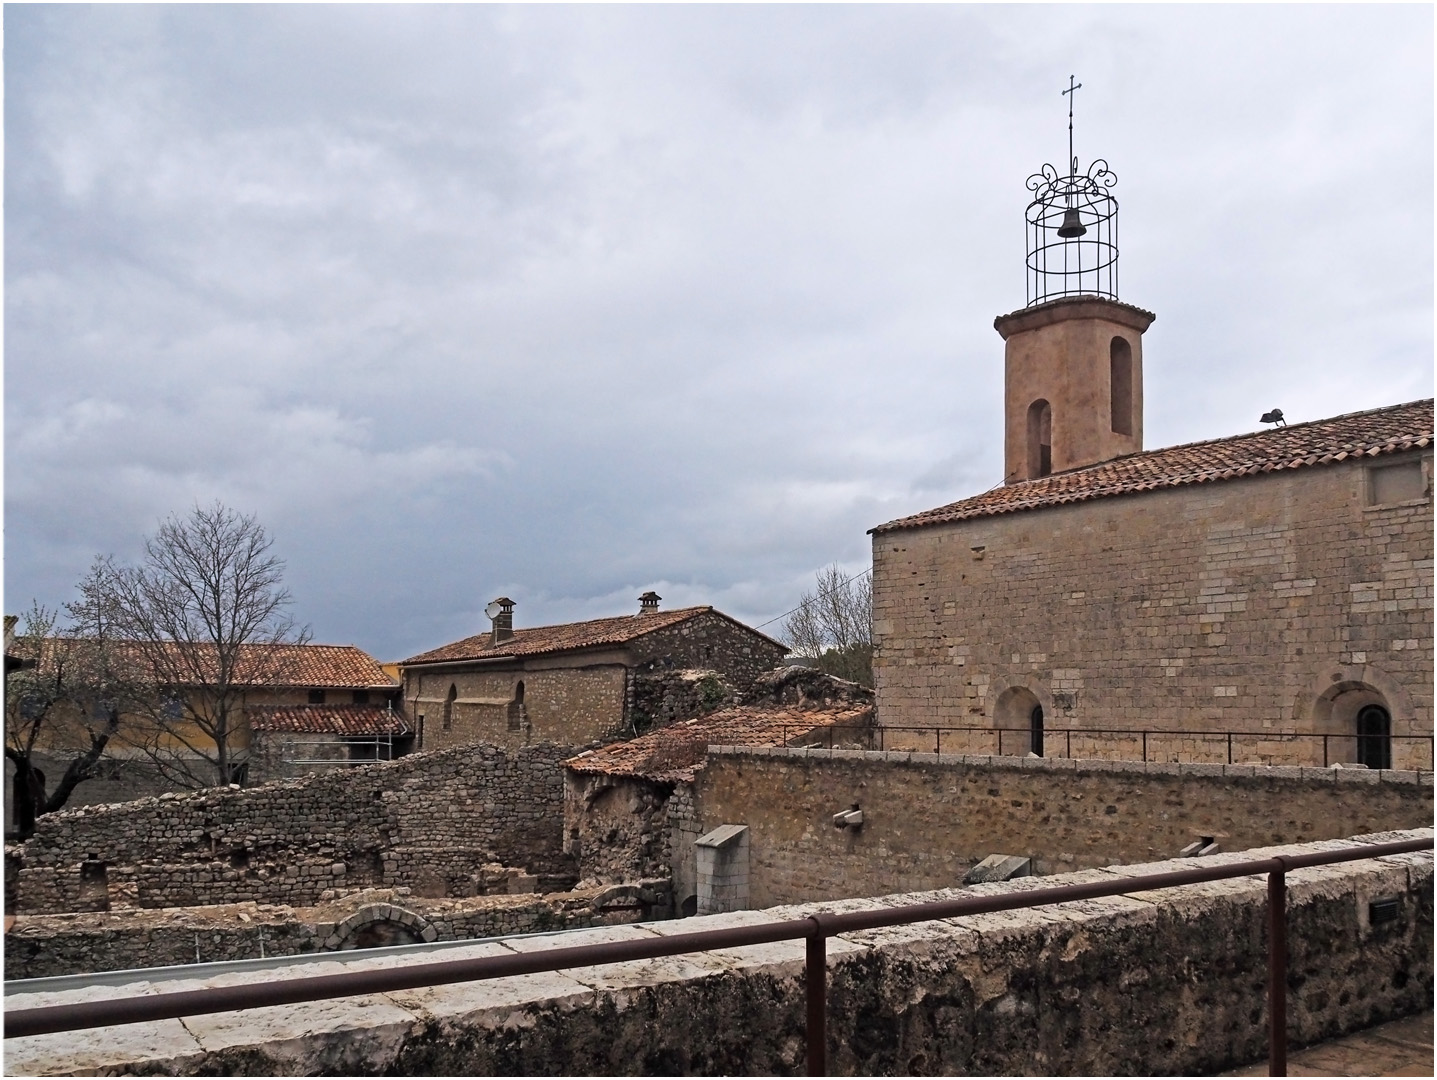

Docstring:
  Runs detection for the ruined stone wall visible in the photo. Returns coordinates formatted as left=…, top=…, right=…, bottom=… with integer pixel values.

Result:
left=631, top=611, right=788, bottom=695
left=408, top=664, right=626, bottom=751
left=8, top=831, right=1429, bottom=1077
left=12, top=742, right=575, bottom=914
left=874, top=453, right=1434, bottom=768
left=5, top=882, right=672, bottom=981
left=688, top=748, right=1432, bottom=907
left=629, top=669, right=737, bottom=735
left=563, top=772, right=677, bottom=887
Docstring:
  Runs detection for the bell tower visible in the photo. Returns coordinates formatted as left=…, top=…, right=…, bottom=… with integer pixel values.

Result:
left=996, top=77, right=1154, bottom=484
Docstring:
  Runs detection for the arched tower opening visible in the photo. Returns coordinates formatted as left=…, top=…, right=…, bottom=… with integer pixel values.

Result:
left=997, top=78, right=1153, bottom=483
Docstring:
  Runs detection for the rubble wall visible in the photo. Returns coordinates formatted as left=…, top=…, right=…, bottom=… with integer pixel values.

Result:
left=688, top=748, right=1432, bottom=907
left=12, top=742, right=575, bottom=914
left=4, top=883, right=672, bottom=981
left=6, top=831, right=1430, bottom=1076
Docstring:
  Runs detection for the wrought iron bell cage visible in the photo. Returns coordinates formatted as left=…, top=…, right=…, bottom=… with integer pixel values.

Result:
left=1024, top=157, right=1119, bottom=306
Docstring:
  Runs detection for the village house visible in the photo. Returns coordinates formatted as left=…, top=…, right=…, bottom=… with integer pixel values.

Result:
left=871, top=298, right=1433, bottom=768
left=399, top=593, right=788, bottom=751
left=5, top=641, right=402, bottom=810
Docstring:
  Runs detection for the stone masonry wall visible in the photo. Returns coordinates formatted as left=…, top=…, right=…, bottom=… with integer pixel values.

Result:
left=874, top=453, right=1434, bottom=767
left=12, top=742, right=575, bottom=914
left=7, top=830, right=1429, bottom=1076
left=630, top=611, right=789, bottom=696
left=409, top=665, right=627, bottom=751
left=688, top=747, right=1432, bottom=908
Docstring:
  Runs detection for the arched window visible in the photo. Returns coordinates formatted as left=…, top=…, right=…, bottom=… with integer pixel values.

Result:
left=1356, top=704, right=1391, bottom=770
left=1029, top=704, right=1044, bottom=757
left=1110, top=337, right=1133, bottom=436
left=443, top=684, right=456, bottom=731
left=508, top=681, right=527, bottom=732
left=1027, top=399, right=1052, bottom=479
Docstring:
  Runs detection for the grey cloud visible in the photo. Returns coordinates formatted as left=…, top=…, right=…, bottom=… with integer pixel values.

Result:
left=6, top=4, right=1431, bottom=661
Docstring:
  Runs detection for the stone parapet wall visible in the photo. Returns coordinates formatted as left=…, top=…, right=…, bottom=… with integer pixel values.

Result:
left=689, top=747, right=1432, bottom=907
left=13, top=742, right=575, bottom=914
left=4, top=883, right=671, bottom=981
left=7, top=831, right=1429, bottom=1076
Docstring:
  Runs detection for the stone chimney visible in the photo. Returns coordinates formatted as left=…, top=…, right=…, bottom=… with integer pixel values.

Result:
left=638, top=591, right=661, bottom=616
left=488, top=597, right=515, bottom=646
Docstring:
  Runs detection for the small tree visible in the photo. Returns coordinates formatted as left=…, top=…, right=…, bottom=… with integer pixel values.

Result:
left=782, top=564, right=874, bottom=687
left=4, top=589, right=128, bottom=838
left=90, top=502, right=311, bottom=789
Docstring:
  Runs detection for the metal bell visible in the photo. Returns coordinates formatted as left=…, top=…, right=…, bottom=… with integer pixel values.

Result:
left=1057, top=207, right=1087, bottom=238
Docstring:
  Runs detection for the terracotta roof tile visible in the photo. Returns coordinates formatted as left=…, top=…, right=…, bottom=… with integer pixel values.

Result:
left=402, top=606, right=782, bottom=666
left=873, top=399, right=1433, bottom=534
left=235, top=645, right=398, bottom=689
left=564, top=702, right=874, bottom=782
left=248, top=704, right=409, bottom=736
left=14, top=640, right=396, bottom=690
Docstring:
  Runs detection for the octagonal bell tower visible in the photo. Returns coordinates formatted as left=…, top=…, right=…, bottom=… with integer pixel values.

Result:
left=996, top=78, right=1154, bottom=484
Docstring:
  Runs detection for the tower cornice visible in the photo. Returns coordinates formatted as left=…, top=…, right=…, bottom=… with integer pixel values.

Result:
left=995, top=296, right=1156, bottom=341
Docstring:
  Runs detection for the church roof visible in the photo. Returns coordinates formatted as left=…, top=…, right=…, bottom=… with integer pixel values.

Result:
left=873, top=398, right=1434, bottom=534
left=401, top=606, right=784, bottom=666
left=248, top=704, right=409, bottom=736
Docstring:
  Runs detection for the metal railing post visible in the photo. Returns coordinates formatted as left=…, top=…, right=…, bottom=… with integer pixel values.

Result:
left=1227, top=732, right=1233, bottom=765
left=1268, top=859, right=1289, bottom=1077
left=1142, top=731, right=1148, bottom=762
left=806, top=919, right=828, bottom=1076
left=1323, top=735, right=1329, bottom=768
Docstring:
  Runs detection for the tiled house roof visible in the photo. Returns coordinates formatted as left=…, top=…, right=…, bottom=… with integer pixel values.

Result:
left=402, top=606, right=784, bottom=666
left=873, top=399, right=1433, bottom=535
left=248, top=705, right=409, bottom=736
left=237, top=645, right=397, bottom=689
left=563, top=701, right=874, bottom=783
left=11, top=640, right=396, bottom=690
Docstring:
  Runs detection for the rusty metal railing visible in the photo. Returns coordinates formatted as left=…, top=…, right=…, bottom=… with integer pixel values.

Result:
left=5, top=837, right=1431, bottom=1077
left=780, top=722, right=1436, bottom=770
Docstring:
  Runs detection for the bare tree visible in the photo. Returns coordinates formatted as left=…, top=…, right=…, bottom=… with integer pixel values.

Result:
left=782, top=564, right=874, bottom=687
left=4, top=587, right=129, bottom=838
left=90, top=502, right=311, bottom=789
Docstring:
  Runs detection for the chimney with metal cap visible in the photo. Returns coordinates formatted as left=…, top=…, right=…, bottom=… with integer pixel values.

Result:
left=487, top=597, right=515, bottom=646
left=638, top=591, right=661, bottom=616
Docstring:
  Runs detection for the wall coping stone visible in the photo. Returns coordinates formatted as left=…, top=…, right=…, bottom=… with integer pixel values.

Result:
left=703, top=747, right=1433, bottom=789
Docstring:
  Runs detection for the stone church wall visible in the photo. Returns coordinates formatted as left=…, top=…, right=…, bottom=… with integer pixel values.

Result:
left=874, top=453, right=1434, bottom=766
left=686, top=747, right=1431, bottom=908
left=11, top=742, right=575, bottom=914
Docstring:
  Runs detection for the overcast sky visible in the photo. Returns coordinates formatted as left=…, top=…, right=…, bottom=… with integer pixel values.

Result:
left=4, top=4, right=1432, bottom=662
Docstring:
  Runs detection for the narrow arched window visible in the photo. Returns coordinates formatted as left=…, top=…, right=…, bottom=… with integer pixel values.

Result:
left=1355, top=704, right=1391, bottom=770
left=508, top=680, right=526, bottom=732
left=443, top=684, right=456, bottom=731
left=1110, top=337, right=1133, bottom=435
left=1027, top=399, right=1052, bottom=479
left=1029, top=704, right=1045, bottom=757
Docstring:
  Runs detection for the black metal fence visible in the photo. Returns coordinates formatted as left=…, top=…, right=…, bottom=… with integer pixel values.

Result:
left=777, top=723, right=1435, bottom=770
left=6, top=837, right=1431, bottom=1078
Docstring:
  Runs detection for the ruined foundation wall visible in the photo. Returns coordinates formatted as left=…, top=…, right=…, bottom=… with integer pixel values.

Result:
left=13, top=742, right=575, bottom=914
left=689, top=748, right=1432, bottom=907
left=7, top=831, right=1429, bottom=1077
left=4, top=883, right=672, bottom=981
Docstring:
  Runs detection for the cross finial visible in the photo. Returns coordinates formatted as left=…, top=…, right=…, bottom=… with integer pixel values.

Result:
left=1062, top=75, right=1082, bottom=175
